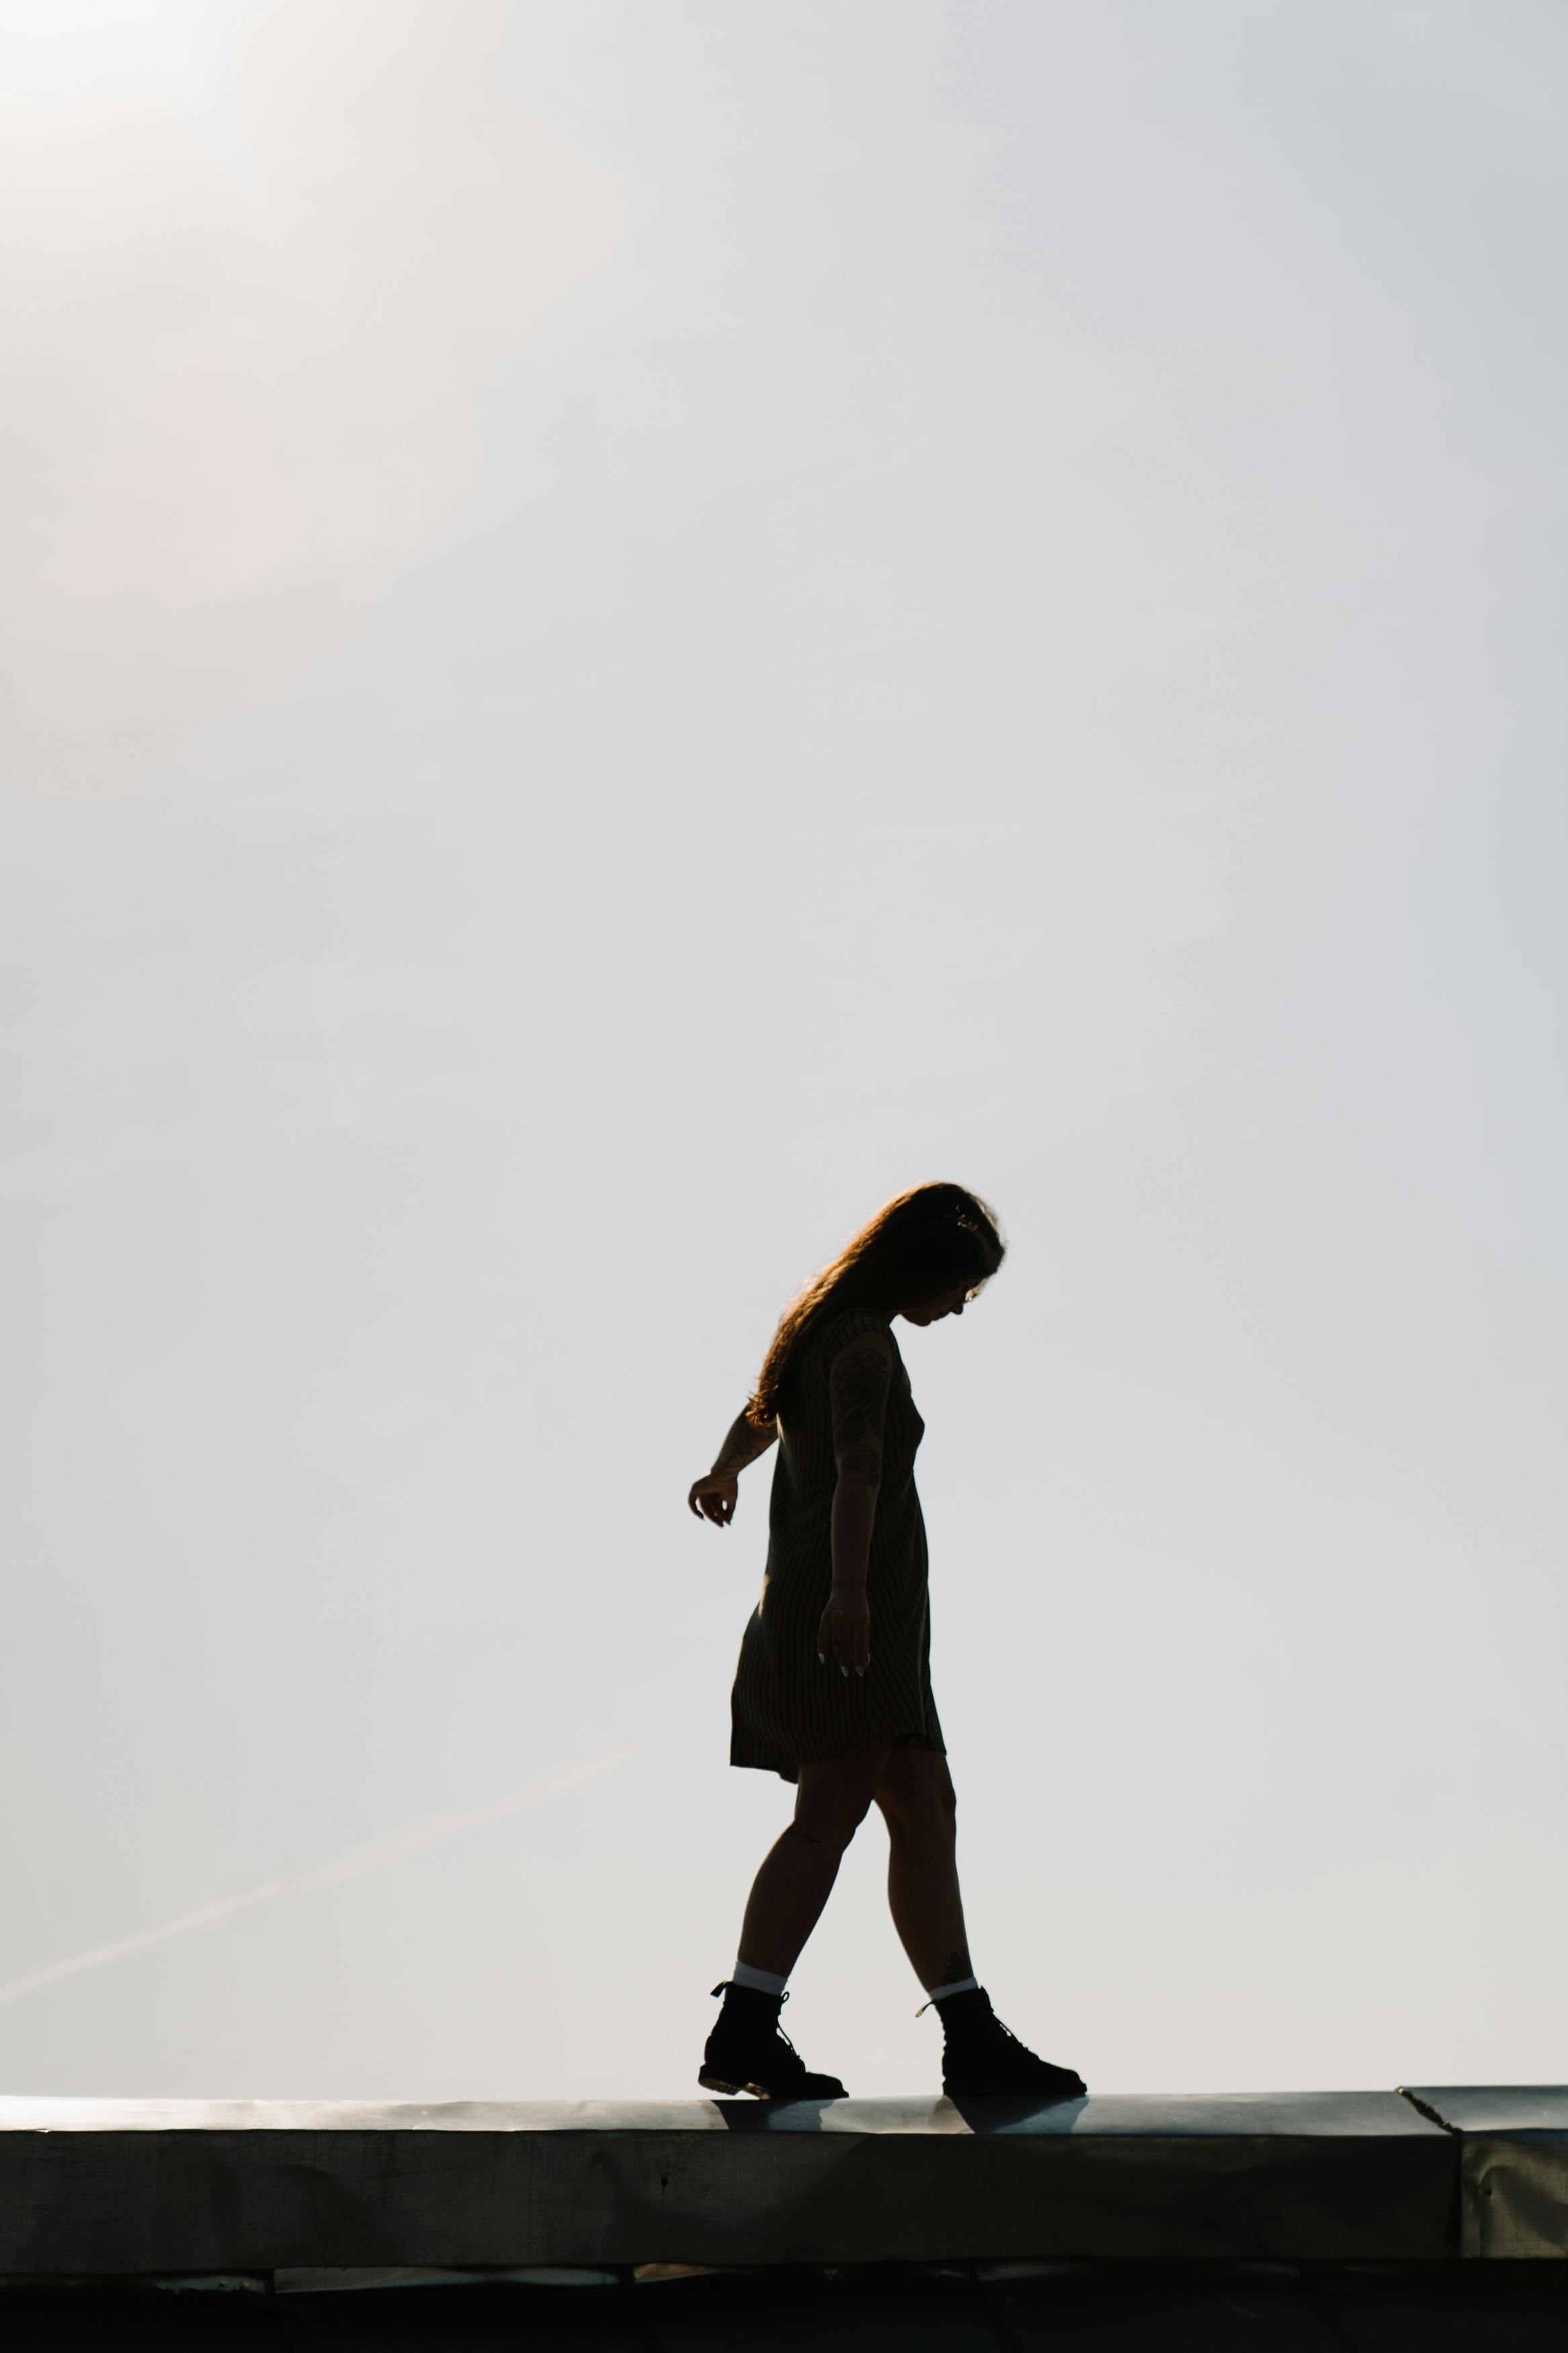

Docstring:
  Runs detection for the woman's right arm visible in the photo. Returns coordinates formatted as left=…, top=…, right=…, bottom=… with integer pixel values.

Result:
left=819, top=1330, right=893, bottom=1677
left=688, top=1408, right=778, bottom=1525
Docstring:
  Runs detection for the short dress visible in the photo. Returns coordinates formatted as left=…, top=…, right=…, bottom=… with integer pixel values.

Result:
left=729, top=1308, right=946, bottom=1784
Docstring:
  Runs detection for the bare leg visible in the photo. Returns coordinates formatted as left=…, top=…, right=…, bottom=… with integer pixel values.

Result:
left=736, top=1749, right=891, bottom=1977
left=874, top=1749, right=971, bottom=1991
left=874, top=1750, right=1086, bottom=2100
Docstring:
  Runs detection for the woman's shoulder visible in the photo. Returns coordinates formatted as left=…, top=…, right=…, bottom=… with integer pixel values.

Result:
left=813, top=1308, right=895, bottom=1362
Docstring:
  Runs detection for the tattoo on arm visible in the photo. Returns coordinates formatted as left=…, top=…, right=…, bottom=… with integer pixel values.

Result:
left=830, top=1341, right=891, bottom=1482
left=711, top=1409, right=778, bottom=1478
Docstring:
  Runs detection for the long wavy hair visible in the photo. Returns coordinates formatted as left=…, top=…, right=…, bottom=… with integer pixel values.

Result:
left=747, top=1182, right=1005, bottom=1427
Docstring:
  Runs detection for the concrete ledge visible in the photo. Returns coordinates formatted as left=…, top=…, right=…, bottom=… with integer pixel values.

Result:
left=0, top=2091, right=1519, bottom=2273
left=1401, top=2087, right=1568, bottom=2259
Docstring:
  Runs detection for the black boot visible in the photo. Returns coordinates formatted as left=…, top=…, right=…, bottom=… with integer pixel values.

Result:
left=699, top=1982, right=848, bottom=2102
left=933, top=1987, right=1085, bottom=2100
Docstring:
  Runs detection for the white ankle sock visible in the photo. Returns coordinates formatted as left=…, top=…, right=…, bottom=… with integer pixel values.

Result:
left=731, top=1960, right=788, bottom=1996
left=923, top=1975, right=980, bottom=2003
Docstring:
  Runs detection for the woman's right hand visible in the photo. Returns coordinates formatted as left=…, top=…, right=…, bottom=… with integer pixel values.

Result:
left=817, top=1583, right=870, bottom=1677
left=688, top=1472, right=739, bottom=1526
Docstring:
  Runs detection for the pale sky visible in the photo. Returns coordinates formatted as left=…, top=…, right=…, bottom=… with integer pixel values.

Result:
left=1, top=0, right=1564, bottom=2100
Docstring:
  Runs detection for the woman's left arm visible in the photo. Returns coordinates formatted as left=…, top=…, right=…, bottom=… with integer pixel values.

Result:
left=688, top=1409, right=778, bottom=1525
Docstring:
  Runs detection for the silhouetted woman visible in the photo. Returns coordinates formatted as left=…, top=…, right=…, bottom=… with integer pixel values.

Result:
left=688, top=1181, right=1085, bottom=2104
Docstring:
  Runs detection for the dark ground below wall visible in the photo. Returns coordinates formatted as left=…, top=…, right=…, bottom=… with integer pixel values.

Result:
left=3, top=2262, right=1568, bottom=2352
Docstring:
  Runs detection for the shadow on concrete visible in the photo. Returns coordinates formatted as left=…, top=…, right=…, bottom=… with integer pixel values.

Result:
left=944, top=2092, right=1089, bottom=2135
left=706, top=2096, right=840, bottom=2133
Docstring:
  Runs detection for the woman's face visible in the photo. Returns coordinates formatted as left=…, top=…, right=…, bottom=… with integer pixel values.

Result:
left=901, top=1281, right=971, bottom=1327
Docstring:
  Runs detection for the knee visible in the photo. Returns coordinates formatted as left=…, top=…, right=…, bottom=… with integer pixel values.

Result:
left=792, top=1785, right=877, bottom=1853
left=791, top=1801, right=872, bottom=1853
left=884, top=1771, right=958, bottom=1845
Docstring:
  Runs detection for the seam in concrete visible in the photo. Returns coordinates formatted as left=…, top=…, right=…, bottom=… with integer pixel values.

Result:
left=1397, top=2087, right=1460, bottom=2137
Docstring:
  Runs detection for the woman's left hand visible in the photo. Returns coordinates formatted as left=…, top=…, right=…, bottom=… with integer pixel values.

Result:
left=688, top=1473, right=739, bottom=1526
left=817, top=1583, right=870, bottom=1677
